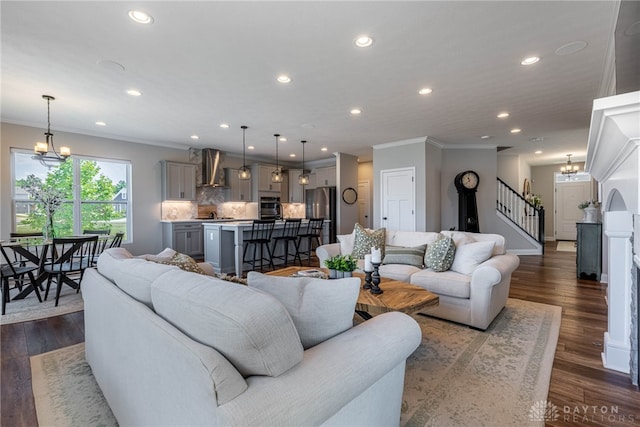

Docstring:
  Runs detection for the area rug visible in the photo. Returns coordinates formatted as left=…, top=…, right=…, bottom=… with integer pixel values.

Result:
left=556, top=241, right=577, bottom=252
left=1, top=286, right=83, bottom=325
left=401, top=298, right=561, bottom=427
left=30, top=298, right=560, bottom=427
left=30, top=343, right=117, bottom=427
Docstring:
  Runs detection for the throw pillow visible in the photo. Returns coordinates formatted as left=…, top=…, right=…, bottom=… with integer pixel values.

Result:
left=159, top=252, right=207, bottom=275
left=139, top=247, right=176, bottom=262
left=450, top=240, right=496, bottom=274
left=337, top=231, right=356, bottom=255
left=151, top=269, right=304, bottom=378
left=352, top=223, right=386, bottom=259
left=382, top=244, right=427, bottom=268
left=247, top=271, right=360, bottom=349
left=424, top=235, right=456, bottom=272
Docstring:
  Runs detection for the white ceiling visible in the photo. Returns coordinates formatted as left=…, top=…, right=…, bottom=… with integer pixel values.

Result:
left=0, top=1, right=625, bottom=166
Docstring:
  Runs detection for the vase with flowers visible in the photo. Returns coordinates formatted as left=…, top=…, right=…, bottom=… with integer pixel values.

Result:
left=20, top=174, right=65, bottom=240
left=578, top=200, right=599, bottom=223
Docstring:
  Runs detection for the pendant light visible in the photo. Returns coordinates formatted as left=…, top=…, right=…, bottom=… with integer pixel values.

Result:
left=239, top=125, right=251, bottom=181
left=33, top=95, right=71, bottom=167
left=560, top=154, right=579, bottom=177
left=298, top=140, right=310, bottom=185
left=271, top=133, right=283, bottom=183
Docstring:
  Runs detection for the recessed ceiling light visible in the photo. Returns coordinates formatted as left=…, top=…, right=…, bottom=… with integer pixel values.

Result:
left=190, top=135, right=199, bottom=140
left=535, top=150, right=543, bottom=154
left=126, top=89, right=142, bottom=97
left=510, top=128, right=521, bottom=133
left=350, top=108, right=362, bottom=115
left=497, top=112, right=510, bottom=118
left=128, top=10, right=153, bottom=24
left=289, top=153, right=296, bottom=158
left=480, top=135, right=492, bottom=139
left=321, top=147, right=328, bottom=152
left=277, top=75, right=292, bottom=83
left=248, top=146, right=255, bottom=150
left=354, top=35, right=374, bottom=48
left=520, top=56, right=540, bottom=65
left=555, top=41, right=588, bottom=56
left=418, top=88, right=433, bottom=95
left=95, top=121, right=106, bottom=126
left=278, top=136, right=287, bottom=142
left=219, top=123, right=229, bottom=129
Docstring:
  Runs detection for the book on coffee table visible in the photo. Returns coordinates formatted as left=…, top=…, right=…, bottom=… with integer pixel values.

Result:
left=293, top=269, right=327, bottom=279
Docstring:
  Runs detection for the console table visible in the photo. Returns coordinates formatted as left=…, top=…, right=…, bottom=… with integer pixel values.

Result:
left=576, top=222, right=602, bottom=281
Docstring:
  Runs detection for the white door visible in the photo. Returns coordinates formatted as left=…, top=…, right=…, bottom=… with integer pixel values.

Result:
left=381, top=168, right=415, bottom=231
left=358, top=180, right=371, bottom=229
left=555, top=174, right=591, bottom=240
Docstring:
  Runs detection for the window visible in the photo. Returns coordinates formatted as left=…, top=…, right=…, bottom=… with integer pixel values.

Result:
left=12, top=149, right=132, bottom=241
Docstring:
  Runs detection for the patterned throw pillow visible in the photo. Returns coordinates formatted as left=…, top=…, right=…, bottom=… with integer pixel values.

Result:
left=159, top=252, right=207, bottom=275
left=382, top=244, right=427, bottom=268
left=424, top=236, right=456, bottom=272
left=351, top=223, right=386, bottom=259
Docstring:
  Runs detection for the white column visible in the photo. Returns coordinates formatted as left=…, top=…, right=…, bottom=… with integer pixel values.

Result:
left=602, top=211, right=633, bottom=373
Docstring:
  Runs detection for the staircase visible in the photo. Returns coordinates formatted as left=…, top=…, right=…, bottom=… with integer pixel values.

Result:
left=496, top=178, right=545, bottom=253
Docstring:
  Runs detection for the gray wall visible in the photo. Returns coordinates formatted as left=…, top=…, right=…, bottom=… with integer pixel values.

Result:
left=1, top=123, right=190, bottom=255
left=336, top=152, right=359, bottom=235
left=440, top=147, right=498, bottom=233
left=372, top=138, right=442, bottom=232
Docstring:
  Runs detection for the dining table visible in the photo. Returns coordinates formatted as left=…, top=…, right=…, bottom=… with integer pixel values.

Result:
left=1, top=235, right=110, bottom=300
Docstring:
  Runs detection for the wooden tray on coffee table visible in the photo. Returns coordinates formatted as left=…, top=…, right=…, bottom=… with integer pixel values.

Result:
left=267, top=266, right=439, bottom=319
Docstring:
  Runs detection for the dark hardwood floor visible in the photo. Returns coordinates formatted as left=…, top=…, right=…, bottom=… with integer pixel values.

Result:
left=1, top=242, right=639, bottom=426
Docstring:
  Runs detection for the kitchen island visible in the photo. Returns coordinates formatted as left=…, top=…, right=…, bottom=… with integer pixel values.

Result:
left=203, top=220, right=331, bottom=277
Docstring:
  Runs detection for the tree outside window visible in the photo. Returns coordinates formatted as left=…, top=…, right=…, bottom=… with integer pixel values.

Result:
left=12, top=150, right=130, bottom=239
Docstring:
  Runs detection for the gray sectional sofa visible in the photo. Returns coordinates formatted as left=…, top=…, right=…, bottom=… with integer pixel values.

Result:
left=317, top=230, right=520, bottom=330
left=82, top=248, right=422, bottom=426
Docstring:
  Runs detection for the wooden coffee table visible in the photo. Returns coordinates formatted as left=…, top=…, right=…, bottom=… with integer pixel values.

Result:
left=267, top=266, right=439, bottom=319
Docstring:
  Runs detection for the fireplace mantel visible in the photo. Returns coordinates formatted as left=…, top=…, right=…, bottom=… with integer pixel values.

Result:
left=586, top=91, right=639, bottom=383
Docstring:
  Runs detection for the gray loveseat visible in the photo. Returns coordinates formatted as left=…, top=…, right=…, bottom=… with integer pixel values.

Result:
left=83, top=248, right=422, bottom=426
left=317, top=230, right=520, bottom=330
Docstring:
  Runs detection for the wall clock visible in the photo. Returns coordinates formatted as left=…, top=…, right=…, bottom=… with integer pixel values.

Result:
left=342, top=187, right=358, bottom=205
left=454, top=170, right=480, bottom=232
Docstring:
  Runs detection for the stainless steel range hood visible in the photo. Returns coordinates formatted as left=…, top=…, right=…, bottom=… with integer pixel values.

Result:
left=202, top=148, right=226, bottom=187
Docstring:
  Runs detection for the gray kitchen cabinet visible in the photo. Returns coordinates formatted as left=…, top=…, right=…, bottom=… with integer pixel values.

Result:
left=162, top=222, right=204, bottom=258
left=287, top=169, right=305, bottom=203
left=161, top=161, right=196, bottom=201
left=252, top=164, right=281, bottom=194
left=225, top=168, right=252, bottom=201
left=576, top=222, right=602, bottom=281
left=315, top=166, right=336, bottom=187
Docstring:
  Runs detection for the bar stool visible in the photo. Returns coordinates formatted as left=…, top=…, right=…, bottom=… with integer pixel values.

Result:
left=271, top=218, right=302, bottom=267
left=243, top=220, right=276, bottom=272
left=296, top=218, right=324, bottom=266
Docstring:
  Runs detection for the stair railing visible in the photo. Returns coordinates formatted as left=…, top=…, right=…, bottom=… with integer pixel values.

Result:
left=496, top=178, right=545, bottom=245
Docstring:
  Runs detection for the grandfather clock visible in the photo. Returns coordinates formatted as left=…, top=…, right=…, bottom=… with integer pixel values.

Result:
left=454, top=170, right=480, bottom=233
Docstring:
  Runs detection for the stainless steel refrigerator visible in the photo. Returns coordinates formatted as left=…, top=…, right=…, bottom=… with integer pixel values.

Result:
left=305, top=186, right=336, bottom=243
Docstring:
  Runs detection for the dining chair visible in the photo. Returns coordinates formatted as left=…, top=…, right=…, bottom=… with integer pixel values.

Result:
left=271, top=218, right=302, bottom=267
left=243, top=220, right=276, bottom=273
left=1, top=244, right=43, bottom=315
left=82, top=229, right=111, bottom=235
left=43, top=235, right=98, bottom=306
left=296, top=218, right=325, bottom=266
left=109, top=232, right=124, bottom=248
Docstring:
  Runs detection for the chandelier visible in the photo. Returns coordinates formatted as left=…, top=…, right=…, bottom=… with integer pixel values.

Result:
left=298, top=140, right=310, bottom=185
left=33, top=95, right=70, bottom=167
left=238, top=125, right=251, bottom=181
left=271, top=133, right=283, bottom=183
left=560, top=154, right=579, bottom=177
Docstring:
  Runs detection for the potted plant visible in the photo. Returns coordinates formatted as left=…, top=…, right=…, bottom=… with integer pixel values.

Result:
left=578, top=200, right=599, bottom=222
left=324, top=254, right=358, bottom=278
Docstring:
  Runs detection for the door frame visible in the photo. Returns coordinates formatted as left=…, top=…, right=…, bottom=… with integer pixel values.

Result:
left=380, top=167, right=416, bottom=231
